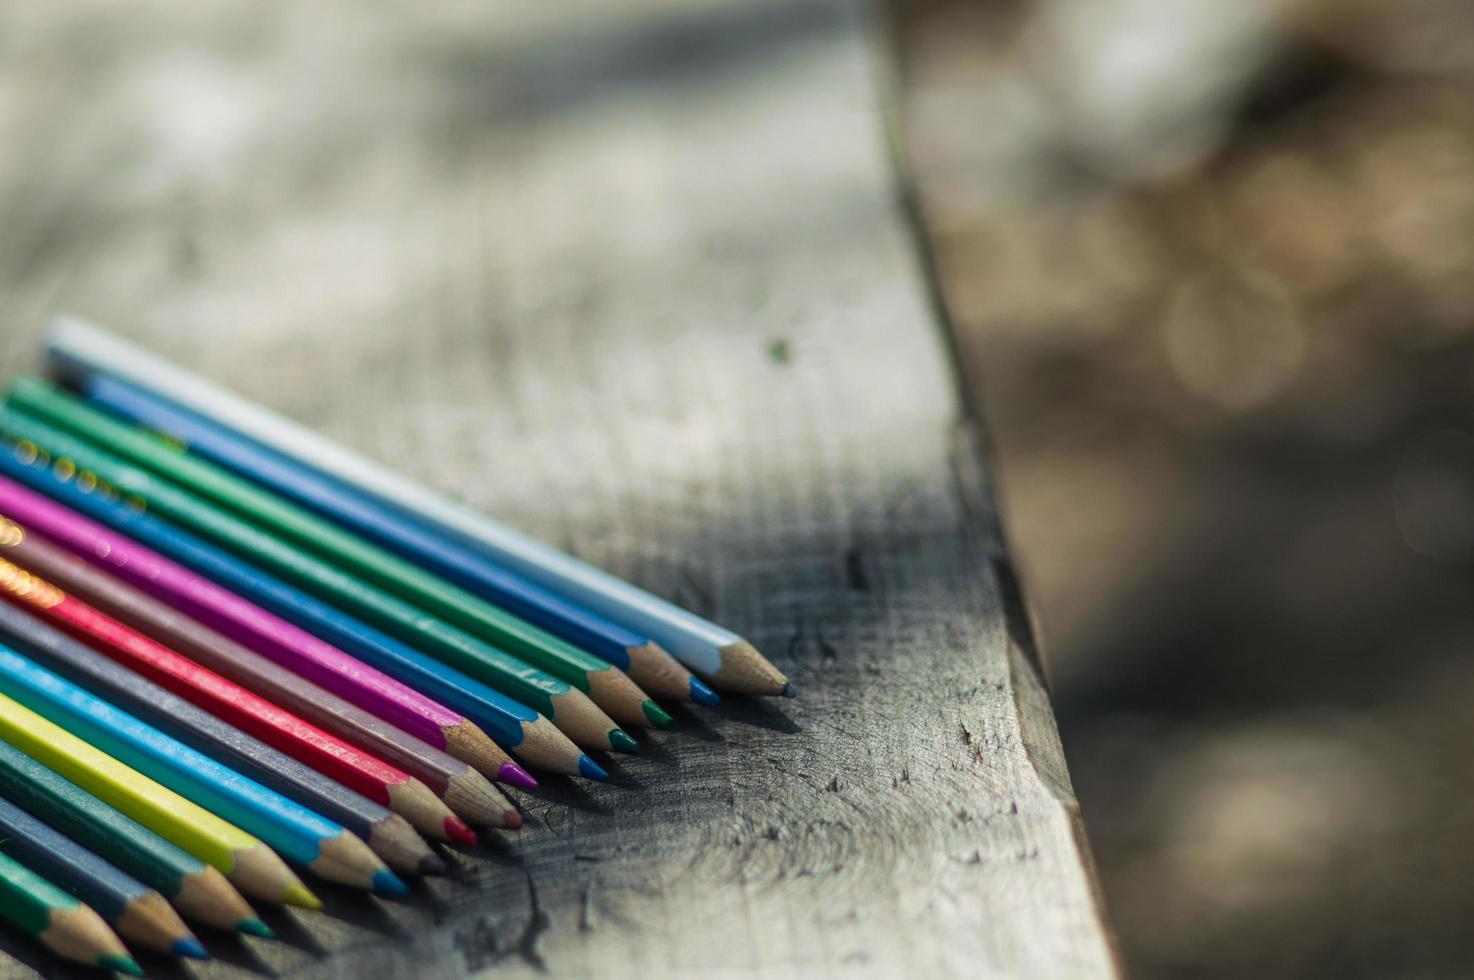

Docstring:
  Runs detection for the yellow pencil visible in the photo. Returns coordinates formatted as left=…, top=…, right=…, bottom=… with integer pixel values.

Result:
left=0, top=690, right=319, bottom=909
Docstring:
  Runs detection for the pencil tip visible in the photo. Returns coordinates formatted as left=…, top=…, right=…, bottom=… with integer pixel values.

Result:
left=237, top=917, right=276, bottom=939
left=99, top=954, right=143, bottom=976
left=781, top=682, right=797, bottom=698
left=689, top=676, right=721, bottom=704
left=373, top=869, right=409, bottom=897
left=445, top=816, right=479, bottom=846
left=499, top=762, right=539, bottom=790
left=608, top=728, right=639, bottom=754
left=418, top=853, right=449, bottom=876
left=577, top=755, right=609, bottom=781
left=641, top=700, right=673, bottom=729
left=282, top=883, right=323, bottom=910
left=172, top=937, right=211, bottom=960
left=502, top=808, right=524, bottom=831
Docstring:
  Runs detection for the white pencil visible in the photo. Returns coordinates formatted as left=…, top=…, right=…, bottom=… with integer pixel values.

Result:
left=45, top=316, right=794, bottom=696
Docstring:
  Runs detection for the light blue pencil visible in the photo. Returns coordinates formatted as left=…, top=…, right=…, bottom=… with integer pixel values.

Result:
left=46, top=316, right=793, bottom=695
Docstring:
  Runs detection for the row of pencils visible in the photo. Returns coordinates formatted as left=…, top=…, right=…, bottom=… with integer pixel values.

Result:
left=0, top=318, right=793, bottom=974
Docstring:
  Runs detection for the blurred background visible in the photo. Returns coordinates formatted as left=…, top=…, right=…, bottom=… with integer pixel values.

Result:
left=895, top=0, right=1474, bottom=977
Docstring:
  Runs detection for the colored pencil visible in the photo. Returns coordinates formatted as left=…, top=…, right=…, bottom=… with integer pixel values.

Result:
left=0, top=634, right=405, bottom=896
left=46, top=317, right=793, bottom=695
left=74, top=372, right=719, bottom=706
left=0, top=467, right=602, bottom=781
left=0, top=490, right=533, bottom=792
left=0, top=850, right=141, bottom=975
left=0, top=689, right=317, bottom=909
left=12, top=377, right=666, bottom=730
left=2, top=529, right=522, bottom=830
left=0, top=546, right=475, bottom=849
left=0, top=599, right=442, bottom=877
left=0, top=738, right=267, bottom=936
left=0, top=406, right=632, bottom=755
left=0, top=795, right=206, bottom=959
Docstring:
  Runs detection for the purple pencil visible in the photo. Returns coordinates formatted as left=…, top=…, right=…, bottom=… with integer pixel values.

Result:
left=0, top=474, right=537, bottom=791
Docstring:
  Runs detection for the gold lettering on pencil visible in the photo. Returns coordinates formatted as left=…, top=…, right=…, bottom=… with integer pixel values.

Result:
left=77, top=471, right=97, bottom=493
left=13, top=441, right=38, bottom=465
left=54, top=459, right=76, bottom=482
left=152, top=430, right=189, bottom=453
left=0, top=556, right=64, bottom=609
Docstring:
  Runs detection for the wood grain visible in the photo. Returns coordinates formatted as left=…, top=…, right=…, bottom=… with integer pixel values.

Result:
left=0, top=0, right=1117, bottom=976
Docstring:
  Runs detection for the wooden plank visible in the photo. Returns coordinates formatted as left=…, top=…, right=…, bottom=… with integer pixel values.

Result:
left=0, top=0, right=1118, bottom=976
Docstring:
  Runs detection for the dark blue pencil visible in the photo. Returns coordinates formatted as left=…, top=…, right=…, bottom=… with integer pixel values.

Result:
left=0, top=794, right=207, bottom=959
left=0, top=449, right=605, bottom=781
left=73, top=374, right=719, bottom=706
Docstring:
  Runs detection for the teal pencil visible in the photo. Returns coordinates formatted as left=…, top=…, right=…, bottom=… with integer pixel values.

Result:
left=0, top=850, right=141, bottom=975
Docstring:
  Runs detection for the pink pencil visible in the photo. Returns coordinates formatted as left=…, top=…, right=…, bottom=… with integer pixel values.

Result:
left=0, top=474, right=537, bottom=790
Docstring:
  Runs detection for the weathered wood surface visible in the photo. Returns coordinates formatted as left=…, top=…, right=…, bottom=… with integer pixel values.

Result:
left=0, top=0, right=1117, bottom=976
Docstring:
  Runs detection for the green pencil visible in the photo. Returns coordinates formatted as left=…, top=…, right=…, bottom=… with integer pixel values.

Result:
left=0, top=404, right=633, bottom=754
left=0, top=850, right=141, bottom=974
left=0, top=739, right=268, bottom=937
left=9, top=377, right=667, bottom=730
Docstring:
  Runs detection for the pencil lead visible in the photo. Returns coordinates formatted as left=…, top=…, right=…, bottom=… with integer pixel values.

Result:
left=577, top=755, right=609, bottom=781
left=237, top=917, right=275, bottom=939
left=608, top=729, right=639, bottom=754
left=498, top=762, right=538, bottom=790
left=444, top=817, right=478, bottom=847
left=502, top=808, right=524, bottom=831
left=172, top=936, right=211, bottom=960
left=418, top=853, right=449, bottom=876
left=781, top=682, right=797, bottom=698
left=99, top=954, right=143, bottom=976
left=281, top=882, right=323, bottom=910
left=372, top=869, right=409, bottom=898
left=689, top=676, right=721, bottom=705
left=641, top=700, right=673, bottom=729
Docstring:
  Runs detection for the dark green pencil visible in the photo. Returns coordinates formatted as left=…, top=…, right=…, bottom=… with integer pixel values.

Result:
left=0, top=739, right=268, bottom=937
left=0, top=404, right=633, bottom=754
left=9, top=377, right=667, bottom=730
left=0, top=850, right=141, bottom=975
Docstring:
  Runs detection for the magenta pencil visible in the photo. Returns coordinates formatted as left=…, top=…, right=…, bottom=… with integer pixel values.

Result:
left=0, top=475, right=536, bottom=790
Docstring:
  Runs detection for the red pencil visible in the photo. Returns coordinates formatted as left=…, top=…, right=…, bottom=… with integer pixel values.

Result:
left=0, top=570, right=477, bottom=847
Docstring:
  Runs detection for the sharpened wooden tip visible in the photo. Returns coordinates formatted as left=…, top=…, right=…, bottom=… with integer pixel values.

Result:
left=585, top=666, right=661, bottom=728
left=441, top=720, right=516, bottom=780
left=385, top=776, right=465, bottom=842
left=712, top=639, right=790, bottom=695
left=115, top=891, right=200, bottom=957
left=172, top=865, right=260, bottom=933
left=311, top=830, right=396, bottom=891
left=513, top=715, right=592, bottom=777
left=366, top=814, right=443, bottom=877
left=622, top=641, right=699, bottom=702
left=442, top=769, right=516, bottom=827
left=548, top=689, right=624, bottom=751
left=41, top=902, right=132, bottom=970
left=228, top=843, right=318, bottom=908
